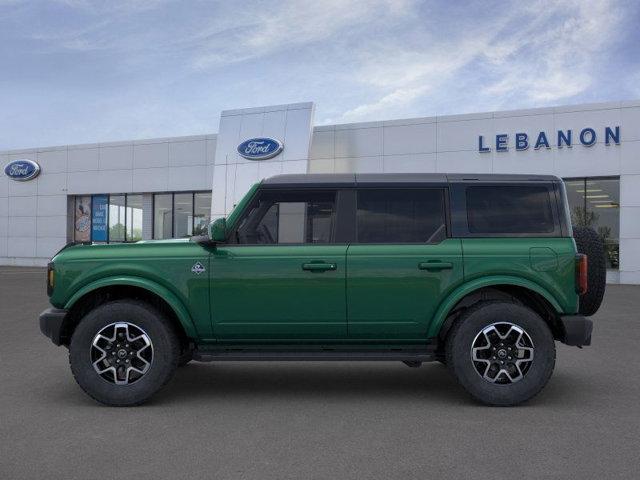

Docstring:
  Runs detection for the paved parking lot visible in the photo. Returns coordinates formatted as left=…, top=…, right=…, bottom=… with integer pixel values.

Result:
left=1, top=266, right=639, bottom=479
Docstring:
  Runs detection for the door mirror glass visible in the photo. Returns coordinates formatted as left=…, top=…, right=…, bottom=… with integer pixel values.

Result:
left=209, top=218, right=227, bottom=242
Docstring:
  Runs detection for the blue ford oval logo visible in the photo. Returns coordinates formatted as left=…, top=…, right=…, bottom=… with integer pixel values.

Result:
left=237, top=137, right=283, bottom=160
left=4, top=159, right=41, bottom=182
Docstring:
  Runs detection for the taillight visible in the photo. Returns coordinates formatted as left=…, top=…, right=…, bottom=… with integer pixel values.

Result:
left=47, top=262, right=55, bottom=296
left=575, top=254, right=588, bottom=295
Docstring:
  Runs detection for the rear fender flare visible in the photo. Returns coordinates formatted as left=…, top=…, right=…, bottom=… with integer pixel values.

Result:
left=427, top=276, right=563, bottom=338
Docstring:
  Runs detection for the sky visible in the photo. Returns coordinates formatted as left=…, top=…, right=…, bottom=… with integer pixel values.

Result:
left=1, top=0, right=639, bottom=150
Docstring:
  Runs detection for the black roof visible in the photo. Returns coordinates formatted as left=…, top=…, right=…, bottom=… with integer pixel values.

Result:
left=261, top=173, right=560, bottom=188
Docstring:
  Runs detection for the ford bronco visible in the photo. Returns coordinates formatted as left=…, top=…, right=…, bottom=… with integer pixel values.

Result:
left=39, top=174, right=605, bottom=406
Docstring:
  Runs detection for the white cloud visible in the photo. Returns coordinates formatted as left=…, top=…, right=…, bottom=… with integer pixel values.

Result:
left=337, top=36, right=493, bottom=121
left=481, top=0, right=621, bottom=104
left=191, top=0, right=413, bottom=69
left=334, top=0, right=624, bottom=122
left=339, top=85, right=429, bottom=121
left=0, top=0, right=634, bottom=149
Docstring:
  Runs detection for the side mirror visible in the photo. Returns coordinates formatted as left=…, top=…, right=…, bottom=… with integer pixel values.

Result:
left=209, top=217, right=227, bottom=243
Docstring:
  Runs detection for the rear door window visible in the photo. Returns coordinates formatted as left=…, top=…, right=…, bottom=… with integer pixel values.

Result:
left=466, top=186, right=555, bottom=234
left=356, top=189, right=446, bottom=243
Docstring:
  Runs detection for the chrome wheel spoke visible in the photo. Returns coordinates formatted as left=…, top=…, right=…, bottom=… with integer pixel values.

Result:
left=134, top=352, right=151, bottom=370
left=515, top=346, right=534, bottom=360
left=471, top=322, right=535, bottom=385
left=92, top=361, right=113, bottom=375
left=93, top=333, right=115, bottom=345
left=472, top=345, right=491, bottom=360
left=90, top=322, right=154, bottom=386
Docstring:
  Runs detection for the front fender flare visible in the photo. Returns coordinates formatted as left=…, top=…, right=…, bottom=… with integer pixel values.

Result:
left=64, top=276, right=197, bottom=338
left=427, top=276, right=563, bottom=338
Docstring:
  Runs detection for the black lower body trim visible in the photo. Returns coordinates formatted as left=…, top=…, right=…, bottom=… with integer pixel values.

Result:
left=193, top=348, right=436, bottom=362
left=559, top=315, right=593, bottom=347
left=39, top=308, right=68, bottom=346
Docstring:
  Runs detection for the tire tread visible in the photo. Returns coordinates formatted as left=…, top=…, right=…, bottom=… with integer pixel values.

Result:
left=445, top=300, right=556, bottom=406
left=69, top=299, right=180, bottom=407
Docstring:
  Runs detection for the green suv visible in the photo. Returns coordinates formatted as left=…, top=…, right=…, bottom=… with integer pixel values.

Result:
left=39, top=174, right=605, bottom=406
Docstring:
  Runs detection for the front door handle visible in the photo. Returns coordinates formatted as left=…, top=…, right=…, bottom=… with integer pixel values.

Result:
left=302, top=262, right=337, bottom=272
left=418, top=261, right=453, bottom=271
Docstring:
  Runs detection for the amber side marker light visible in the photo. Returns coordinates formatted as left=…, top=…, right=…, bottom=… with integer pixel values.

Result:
left=47, top=262, right=55, bottom=296
left=575, top=254, right=588, bottom=295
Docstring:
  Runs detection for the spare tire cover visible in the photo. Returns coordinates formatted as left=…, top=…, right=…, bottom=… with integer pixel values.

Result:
left=573, top=226, right=606, bottom=316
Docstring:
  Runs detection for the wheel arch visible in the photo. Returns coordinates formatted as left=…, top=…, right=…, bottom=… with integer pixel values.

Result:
left=59, top=276, right=197, bottom=346
left=429, top=277, right=564, bottom=342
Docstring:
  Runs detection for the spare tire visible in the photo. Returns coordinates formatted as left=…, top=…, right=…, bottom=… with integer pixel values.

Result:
left=573, top=226, right=606, bottom=316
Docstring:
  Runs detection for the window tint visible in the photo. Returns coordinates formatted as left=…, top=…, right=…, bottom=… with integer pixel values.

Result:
left=564, top=177, right=619, bottom=268
left=174, top=193, right=193, bottom=238
left=235, top=191, right=336, bottom=244
left=154, top=194, right=172, bottom=239
left=194, top=192, right=212, bottom=236
left=108, top=195, right=126, bottom=242
left=466, top=186, right=555, bottom=234
left=356, top=189, right=446, bottom=243
left=152, top=191, right=212, bottom=239
left=126, top=194, right=143, bottom=242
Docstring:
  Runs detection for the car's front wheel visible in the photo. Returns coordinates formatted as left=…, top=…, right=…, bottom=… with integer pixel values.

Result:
left=446, top=301, right=556, bottom=406
left=69, top=300, right=180, bottom=406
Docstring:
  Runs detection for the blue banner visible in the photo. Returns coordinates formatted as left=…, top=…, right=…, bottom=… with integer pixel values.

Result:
left=91, top=195, right=108, bottom=242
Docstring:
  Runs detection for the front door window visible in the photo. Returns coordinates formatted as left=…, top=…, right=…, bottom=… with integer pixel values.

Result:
left=234, top=191, right=336, bottom=245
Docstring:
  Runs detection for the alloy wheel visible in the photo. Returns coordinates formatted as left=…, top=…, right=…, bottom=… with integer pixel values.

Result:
left=90, top=322, right=154, bottom=385
left=471, top=322, right=534, bottom=384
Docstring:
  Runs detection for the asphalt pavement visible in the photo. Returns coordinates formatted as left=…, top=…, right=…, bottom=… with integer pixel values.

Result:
left=0, top=266, right=638, bottom=479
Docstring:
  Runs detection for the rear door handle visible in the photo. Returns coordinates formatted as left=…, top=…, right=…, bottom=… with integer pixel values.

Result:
left=418, top=261, right=453, bottom=271
left=302, top=262, right=337, bottom=272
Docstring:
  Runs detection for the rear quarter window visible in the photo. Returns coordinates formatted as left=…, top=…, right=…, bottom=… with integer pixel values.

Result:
left=466, top=185, right=555, bottom=234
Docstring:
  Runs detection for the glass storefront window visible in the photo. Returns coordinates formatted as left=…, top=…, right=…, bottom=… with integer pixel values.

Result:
left=74, top=196, right=92, bottom=242
left=152, top=191, right=212, bottom=239
left=564, top=177, right=620, bottom=269
left=108, top=195, right=126, bottom=242
left=194, top=192, right=212, bottom=236
left=154, top=194, right=173, bottom=239
left=174, top=193, right=193, bottom=238
left=91, top=195, right=109, bottom=242
left=72, top=191, right=212, bottom=242
left=126, top=194, right=143, bottom=242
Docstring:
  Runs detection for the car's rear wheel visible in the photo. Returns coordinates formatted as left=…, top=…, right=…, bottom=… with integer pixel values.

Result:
left=69, top=300, right=180, bottom=406
left=446, top=301, right=556, bottom=406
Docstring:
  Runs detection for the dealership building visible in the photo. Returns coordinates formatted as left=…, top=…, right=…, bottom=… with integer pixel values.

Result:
left=1, top=100, right=639, bottom=283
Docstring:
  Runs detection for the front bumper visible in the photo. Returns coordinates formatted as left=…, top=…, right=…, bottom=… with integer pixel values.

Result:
left=39, top=308, right=68, bottom=346
left=559, top=315, right=593, bottom=347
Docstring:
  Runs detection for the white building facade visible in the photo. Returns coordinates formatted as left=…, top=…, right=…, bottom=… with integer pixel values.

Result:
left=1, top=100, right=639, bottom=283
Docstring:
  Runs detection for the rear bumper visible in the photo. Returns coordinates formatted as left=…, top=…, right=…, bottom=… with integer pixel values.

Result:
left=39, top=308, right=68, bottom=346
left=559, top=315, right=593, bottom=347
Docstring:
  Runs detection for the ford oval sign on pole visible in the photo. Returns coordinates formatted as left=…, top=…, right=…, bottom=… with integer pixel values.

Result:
left=4, top=159, right=41, bottom=181
left=237, top=138, right=283, bottom=160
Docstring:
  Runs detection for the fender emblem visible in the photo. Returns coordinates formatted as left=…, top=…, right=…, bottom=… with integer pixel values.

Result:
left=191, top=262, right=206, bottom=275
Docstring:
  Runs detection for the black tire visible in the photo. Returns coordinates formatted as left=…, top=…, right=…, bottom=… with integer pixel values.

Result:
left=573, top=226, right=606, bottom=316
left=446, top=301, right=556, bottom=406
left=69, top=300, right=180, bottom=406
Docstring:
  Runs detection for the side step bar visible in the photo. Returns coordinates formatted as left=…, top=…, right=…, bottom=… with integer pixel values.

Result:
left=193, top=349, right=436, bottom=362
